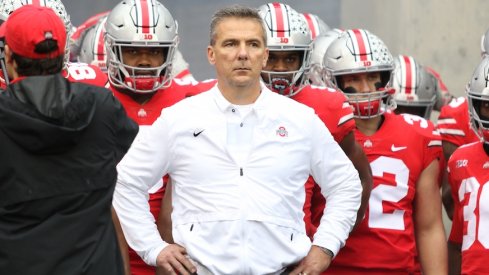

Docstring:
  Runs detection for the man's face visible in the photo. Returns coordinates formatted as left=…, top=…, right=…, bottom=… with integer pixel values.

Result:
left=340, top=71, right=385, bottom=118
left=480, top=99, right=489, bottom=120
left=261, top=51, right=302, bottom=93
left=121, top=46, right=165, bottom=74
left=207, top=17, right=268, bottom=89
left=341, top=72, right=382, bottom=94
left=263, top=51, right=301, bottom=73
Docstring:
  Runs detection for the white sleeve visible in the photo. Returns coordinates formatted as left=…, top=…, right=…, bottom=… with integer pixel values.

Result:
left=113, top=110, right=172, bottom=266
left=309, top=114, right=362, bottom=256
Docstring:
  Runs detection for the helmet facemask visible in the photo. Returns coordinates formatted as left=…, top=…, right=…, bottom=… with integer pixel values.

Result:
left=104, top=0, right=179, bottom=94
left=323, top=29, right=396, bottom=119
left=468, top=87, right=489, bottom=144
left=466, top=56, right=489, bottom=144
left=261, top=48, right=312, bottom=96
left=258, top=3, right=312, bottom=97
left=106, top=36, right=177, bottom=93
left=332, top=70, right=395, bottom=119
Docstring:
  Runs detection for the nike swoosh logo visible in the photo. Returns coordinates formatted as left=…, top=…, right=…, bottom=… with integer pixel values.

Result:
left=391, top=145, right=407, bottom=152
left=193, top=129, right=205, bottom=137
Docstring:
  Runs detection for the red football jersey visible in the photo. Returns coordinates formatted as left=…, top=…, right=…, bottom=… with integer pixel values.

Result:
left=62, top=62, right=108, bottom=88
left=437, top=97, right=479, bottom=147
left=290, top=85, right=355, bottom=238
left=112, top=80, right=212, bottom=275
left=400, top=113, right=444, bottom=186
left=326, top=112, right=441, bottom=274
left=448, top=142, right=489, bottom=275
left=0, top=62, right=108, bottom=89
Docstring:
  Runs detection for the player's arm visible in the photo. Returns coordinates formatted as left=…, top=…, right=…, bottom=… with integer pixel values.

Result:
left=447, top=241, right=462, bottom=274
left=441, top=140, right=459, bottom=220
left=157, top=178, right=174, bottom=244
left=338, top=131, right=372, bottom=227
left=112, top=207, right=131, bottom=275
left=447, top=159, right=463, bottom=275
left=414, top=159, right=448, bottom=274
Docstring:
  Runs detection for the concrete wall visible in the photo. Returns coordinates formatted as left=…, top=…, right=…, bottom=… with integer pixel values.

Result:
left=340, top=0, right=488, bottom=98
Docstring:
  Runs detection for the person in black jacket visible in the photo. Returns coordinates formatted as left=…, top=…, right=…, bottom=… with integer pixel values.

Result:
left=0, top=5, right=138, bottom=275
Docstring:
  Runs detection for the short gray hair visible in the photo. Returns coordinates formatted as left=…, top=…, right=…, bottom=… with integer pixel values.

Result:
left=209, top=5, right=267, bottom=46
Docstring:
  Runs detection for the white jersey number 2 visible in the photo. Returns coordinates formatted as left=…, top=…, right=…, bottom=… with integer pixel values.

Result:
left=369, top=156, right=409, bottom=230
left=458, top=178, right=489, bottom=250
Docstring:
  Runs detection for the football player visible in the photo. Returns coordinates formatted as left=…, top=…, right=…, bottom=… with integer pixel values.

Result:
left=447, top=55, right=489, bottom=275
left=105, top=1, right=212, bottom=274
left=257, top=2, right=372, bottom=239
left=323, top=29, right=447, bottom=274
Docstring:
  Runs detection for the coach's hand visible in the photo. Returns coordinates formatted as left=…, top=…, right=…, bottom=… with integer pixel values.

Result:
left=289, top=245, right=332, bottom=275
left=155, top=244, right=196, bottom=275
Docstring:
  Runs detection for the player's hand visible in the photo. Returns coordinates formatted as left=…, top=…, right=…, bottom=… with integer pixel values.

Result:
left=289, top=245, right=332, bottom=275
left=155, top=244, right=196, bottom=275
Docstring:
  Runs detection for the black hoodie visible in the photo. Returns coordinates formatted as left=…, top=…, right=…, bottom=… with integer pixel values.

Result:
left=0, top=73, right=138, bottom=275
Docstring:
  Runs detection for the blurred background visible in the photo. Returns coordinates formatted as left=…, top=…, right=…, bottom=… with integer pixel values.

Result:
left=64, top=0, right=488, bottom=99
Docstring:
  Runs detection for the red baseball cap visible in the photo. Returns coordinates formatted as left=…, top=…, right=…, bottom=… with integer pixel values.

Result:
left=4, top=5, right=66, bottom=59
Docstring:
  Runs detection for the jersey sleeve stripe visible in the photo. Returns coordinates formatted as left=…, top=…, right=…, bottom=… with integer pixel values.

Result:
left=338, top=113, right=354, bottom=126
left=428, top=140, right=442, bottom=147
left=438, top=129, right=466, bottom=136
left=437, top=118, right=457, bottom=125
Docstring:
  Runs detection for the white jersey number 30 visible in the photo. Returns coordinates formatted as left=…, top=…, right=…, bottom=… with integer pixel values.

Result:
left=458, top=178, right=489, bottom=250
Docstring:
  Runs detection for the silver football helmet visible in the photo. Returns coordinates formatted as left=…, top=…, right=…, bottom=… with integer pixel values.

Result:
left=0, top=0, right=73, bottom=65
left=301, top=13, right=330, bottom=39
left=392, top=55, right=438, bottom=119
left=307, top=28, right=342, bottom=86
left=69, top=11, right=110, bottom=62
left=467, top=56, right=489, bottom=143
left=105, top=0, right=178, bottom=93
left=481, top=27, right=489, bottom=57
left=78, top=16, right=108, bottom=72
left=258, top=3, right=312, bottom=96
left=323, top=29, right=395, bottom=118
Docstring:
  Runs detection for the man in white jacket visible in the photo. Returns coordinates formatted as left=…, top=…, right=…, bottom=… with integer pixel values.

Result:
left=113, top=4, right=362, bottom=275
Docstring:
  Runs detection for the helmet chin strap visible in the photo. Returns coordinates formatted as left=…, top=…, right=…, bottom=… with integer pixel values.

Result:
left=119, top=64, right=164, bottom=93
left=270, top=77, right=299, bottom=96
left=124, top=75, right=161, bottom=92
